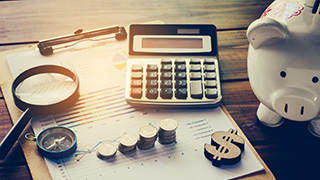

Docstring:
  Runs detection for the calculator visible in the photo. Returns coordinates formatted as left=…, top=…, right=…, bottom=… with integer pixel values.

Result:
left=125, top=24, right=222, bottom=107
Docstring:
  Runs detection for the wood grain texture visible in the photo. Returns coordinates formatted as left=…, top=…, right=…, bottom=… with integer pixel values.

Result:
left=0, top=100, right=12, bottom=141
left=0, top=0, right=273, bottom=44
left=218, top=30, right=249, bottom=81
left=0, top=166, right=32, bottom=180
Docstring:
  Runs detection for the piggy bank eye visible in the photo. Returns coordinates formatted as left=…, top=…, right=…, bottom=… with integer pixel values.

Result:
left=280, top=71, right=286, bottom=78
left=312, top=76, right=319, bottom=83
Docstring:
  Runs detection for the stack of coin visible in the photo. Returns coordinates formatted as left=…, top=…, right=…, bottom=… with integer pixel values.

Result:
left=138, top=125, right=158, bottom=150
left=158, top=118, right=178, bottom=144
left=96, top=143, right=117, bottom=160
left=118, top=133, right=138, bottom=154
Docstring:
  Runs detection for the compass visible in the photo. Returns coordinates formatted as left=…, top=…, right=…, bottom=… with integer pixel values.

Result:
left=26, top=127, right=77, bottom=159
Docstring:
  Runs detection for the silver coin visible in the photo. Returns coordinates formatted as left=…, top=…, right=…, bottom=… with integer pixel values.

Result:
left=118, top=133, right=138, bottom=154
left=139, top=125, right=158, bottom=138
left=158, top=137, right=176, bottom=144
left=157, top=118, right=178, bottom=144
left=118, top=144, right=136, bottom=154
left=159, top=118, right=178, bottom=131
left=158, top=133, right=176, bottom=139
left=119, top=133, right=138, bottom=147
left=158, top=130, right=176, bottom=137
left=96, top=143, right=117, bottom=160
left=138, top=125, right=158, bottom=150
left=138, top=140, right=156, bottom=150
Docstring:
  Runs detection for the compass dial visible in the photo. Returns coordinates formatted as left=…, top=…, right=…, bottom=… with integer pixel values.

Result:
left=37, top=127, right=77, bottom=159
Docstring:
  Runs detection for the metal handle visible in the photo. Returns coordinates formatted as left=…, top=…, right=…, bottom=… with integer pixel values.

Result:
left=0, top=108, right=32, bottom=159
left=25, top=133, right=36, bottom=141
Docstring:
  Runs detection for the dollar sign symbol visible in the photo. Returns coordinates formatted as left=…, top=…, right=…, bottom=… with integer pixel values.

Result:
left=204, top=129, right=245, bottom=167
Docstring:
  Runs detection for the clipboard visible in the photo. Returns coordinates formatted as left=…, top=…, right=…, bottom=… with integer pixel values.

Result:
left=38, top=25, right=127, bottom=56
left=0, top=43, right=275, bottom=180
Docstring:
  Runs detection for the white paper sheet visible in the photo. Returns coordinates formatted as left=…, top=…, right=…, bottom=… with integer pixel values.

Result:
left=6, top=36, right=264, bottom=180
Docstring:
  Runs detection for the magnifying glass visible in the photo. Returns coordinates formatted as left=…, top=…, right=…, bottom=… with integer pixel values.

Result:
left=0, top=65, right=80, bottom=159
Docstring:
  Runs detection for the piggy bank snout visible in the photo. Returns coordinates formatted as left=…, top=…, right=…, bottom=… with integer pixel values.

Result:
left=271, top=88, right=320, bottom=121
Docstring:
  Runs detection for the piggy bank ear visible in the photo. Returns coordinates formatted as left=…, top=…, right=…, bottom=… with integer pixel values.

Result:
left=247, top=17, right=289, bottom=49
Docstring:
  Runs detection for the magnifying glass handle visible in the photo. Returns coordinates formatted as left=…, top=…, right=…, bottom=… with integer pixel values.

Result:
left=0, top=108, right=32, bottom=159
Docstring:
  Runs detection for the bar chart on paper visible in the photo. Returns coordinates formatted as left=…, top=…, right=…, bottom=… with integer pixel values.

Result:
left=54, top=86, right=135, bottom=129
left=31, top=86, right=264, bottom=180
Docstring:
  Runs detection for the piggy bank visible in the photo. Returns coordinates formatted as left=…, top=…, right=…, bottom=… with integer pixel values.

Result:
left=247, top=0, right=320, bottom=137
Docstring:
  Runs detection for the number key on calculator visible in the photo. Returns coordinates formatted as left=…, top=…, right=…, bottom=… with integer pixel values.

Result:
left=125, top=58, right=222, bottom=107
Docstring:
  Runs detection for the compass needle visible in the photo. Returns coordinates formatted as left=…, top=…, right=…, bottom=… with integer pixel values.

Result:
left=36, top=127, right=77, bottom=159
left=46, top=143, right=56, bottom=151
left=58, top=137, right=66, bottom=143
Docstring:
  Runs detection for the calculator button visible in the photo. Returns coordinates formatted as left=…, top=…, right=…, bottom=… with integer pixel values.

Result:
left=131, top=64, right=143, bottom=72
left=130, top=88, right=142, bottom=99
left=147, top=64, right=158, bottom=72
left=161, top=88, right=173, bottom=99
left=205, top=80, right=217, bottom=88
left=161, top=64, right=172, bottom=72
left=161, top=59, right=172, bottom=64
left=161, top=80, right=172, bottom=88
left=175, top=79, right=187, bottom=88
left=175, top=63, right=186, bottom=72
left=206, top=88, right=218, bottom=99
left=205, top=72, right=216, bottom=80
left=190, top=72, right=202, bottom=80
left=175, top=72, right=186, bottom=79
left=146, top=80, right=158, bottom=88
left=204, top=58, right=215, bottom=64
left=146, top=88, right=158, bottom=99
left=190, top=80, right=203, bottom=99
left=175, top=88, right=188, bottom=99
left=175, top=59, right=186, bottom=64
left=190, top=59, right=201, bottom=64
left=131, top=79, right=142, bottom=88
left=161, top=72, right=172, bottom=80
left=190, top=64, right=201, bottom=72
left=131, top=72, right=143, bottom=79
left=147, top=72, right=158, bottom=79
left=204, top=65, right=215, bottom=72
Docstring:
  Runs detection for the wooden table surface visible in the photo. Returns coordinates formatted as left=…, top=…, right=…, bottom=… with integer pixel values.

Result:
left=1, top=0, right=320, bottom=179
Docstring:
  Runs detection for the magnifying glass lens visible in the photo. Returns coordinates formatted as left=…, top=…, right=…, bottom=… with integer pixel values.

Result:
left=0, top=65, right=79, bottom=160
left=15, top=73, right=78, bottom=105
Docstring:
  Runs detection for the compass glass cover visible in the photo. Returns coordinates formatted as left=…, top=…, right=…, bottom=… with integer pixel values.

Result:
left=37, top=127, right=76, bottom=152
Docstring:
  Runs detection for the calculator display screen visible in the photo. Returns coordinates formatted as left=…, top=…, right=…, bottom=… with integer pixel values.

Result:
left=142, top=38, right=203, bottom=49
left=133, top=35, right=211, bottom=53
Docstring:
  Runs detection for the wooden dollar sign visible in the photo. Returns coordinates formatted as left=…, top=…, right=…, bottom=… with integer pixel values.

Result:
left=204, top=129, right=245, bottom=167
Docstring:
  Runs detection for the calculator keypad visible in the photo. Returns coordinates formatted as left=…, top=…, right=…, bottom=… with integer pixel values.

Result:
left=126, top=58, right=221, bottom=107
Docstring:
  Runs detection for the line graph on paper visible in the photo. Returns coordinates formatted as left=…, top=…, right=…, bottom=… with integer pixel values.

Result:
left=30, top=85, right=239, bottom=180
left=55, top=115, right=214, bottom=180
